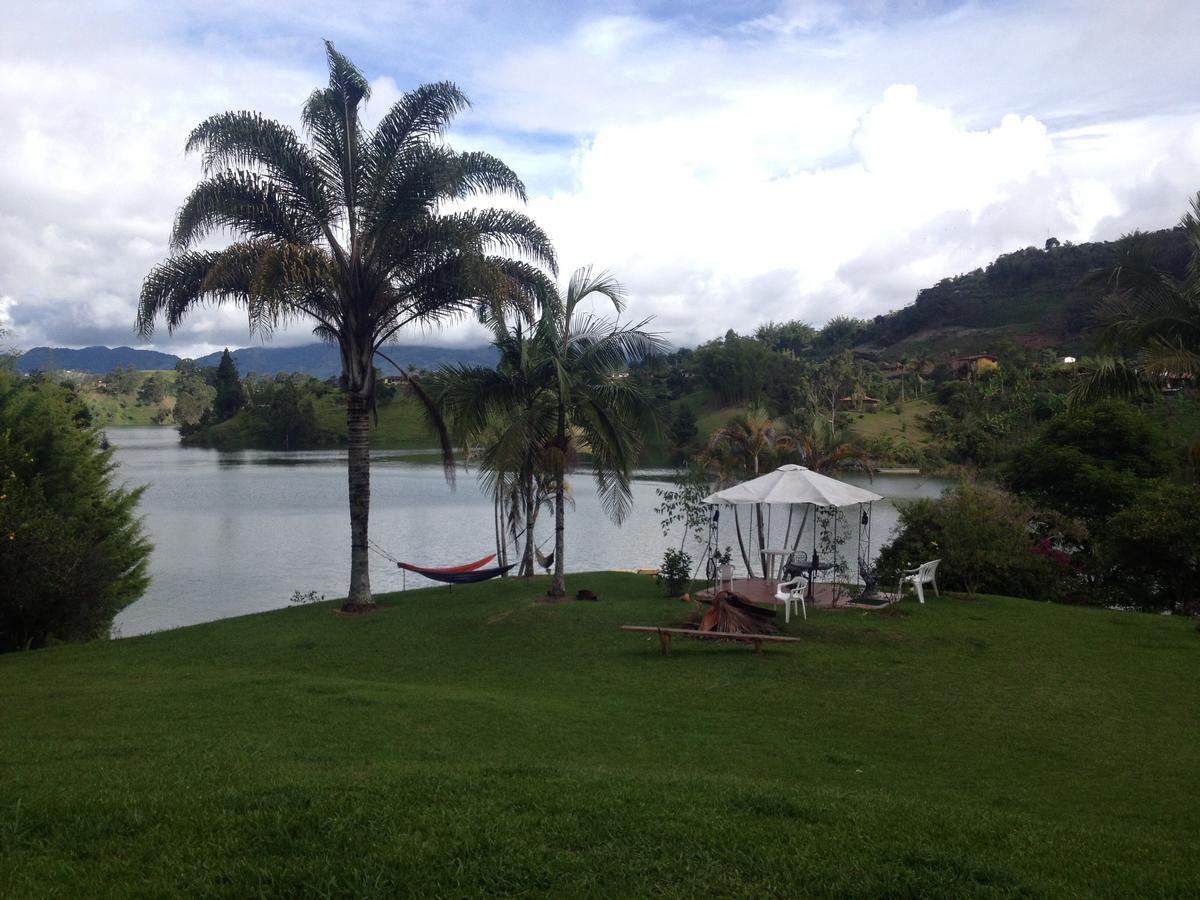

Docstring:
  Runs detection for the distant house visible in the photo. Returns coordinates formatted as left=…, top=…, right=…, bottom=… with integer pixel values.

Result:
left=838, top=395, right=882, bottom=410
left=952, top=354, right=999, bottom=376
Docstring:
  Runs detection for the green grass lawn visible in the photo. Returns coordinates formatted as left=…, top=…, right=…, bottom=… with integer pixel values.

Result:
left=847, top=397, right=936, bottom=445
left=74, top=370, right=176, bottom=426
left=1, top=574, right=1196, bottom=897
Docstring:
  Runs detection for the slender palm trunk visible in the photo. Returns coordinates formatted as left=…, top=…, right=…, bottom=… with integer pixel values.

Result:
left=344, top=392, right=372, bottom=610
left=494, top=493, right=508, bottom=574
left=550, top=409, right=567, bottom=597
left=521, top=465, right=535, bottom=577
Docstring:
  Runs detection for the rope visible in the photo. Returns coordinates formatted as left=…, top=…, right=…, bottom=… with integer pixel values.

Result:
left=368, top=538, right=401, bottom=565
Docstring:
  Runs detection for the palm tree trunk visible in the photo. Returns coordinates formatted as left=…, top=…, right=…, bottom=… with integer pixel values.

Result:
left=494, top=492, right=508, bottom=574
left=520, top=466, right=535, bottom=577
left=344, top=392, right=372, bottom=610
left=550, top=410, right=567, bottom=597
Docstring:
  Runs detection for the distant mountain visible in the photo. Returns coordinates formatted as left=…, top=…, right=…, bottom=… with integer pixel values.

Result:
left=193, top=343, right=498, bottom=378
left=16, top=342, right=498, bottom=377
left=15, top=345, right=179, bottom=374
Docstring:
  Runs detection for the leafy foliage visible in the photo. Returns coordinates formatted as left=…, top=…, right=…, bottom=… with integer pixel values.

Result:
left=0, top=368, right=151, bottom=651
left=656, top=547, right=693, bottom=595
left=212, top=349, right=245, bottom=422
left=1097, top=482, right=1200, bottom=612
left=1004, top=400, right=1171, bottom=522
left=876, top=481, right=1078, bottom=600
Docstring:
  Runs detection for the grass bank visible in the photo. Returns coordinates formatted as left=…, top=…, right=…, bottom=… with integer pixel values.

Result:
left=1, top=573, right=1196, bottom=897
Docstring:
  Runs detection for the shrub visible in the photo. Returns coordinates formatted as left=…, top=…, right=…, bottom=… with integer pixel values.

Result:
left=1097, top=483, right=1200, bottom=613
left=1005, top=400, right=1170, bottom=522
left=0, top=368, right=151, bottom=652
left=876, top=481, right=1078, bottom=600
left=657, top=548, right=693, bottom=595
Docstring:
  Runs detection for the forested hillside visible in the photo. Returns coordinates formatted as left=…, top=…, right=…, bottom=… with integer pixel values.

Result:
left=860, top=227, right=1192, bottom=359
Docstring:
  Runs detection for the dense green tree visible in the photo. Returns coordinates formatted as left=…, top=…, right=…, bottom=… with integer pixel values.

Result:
left=813, top=316, right=869, bottom=356
left=0, top=368, right=151, bottom=652
left=755, top=319, right=816, bottom=355
left=1005, top=400, right=1170, bottom=522
left=103, top=364, right=139, bottom=395
left=666, top=403, right=699, bottom=462
left=172, top=360, right=215, bottom=429
left=1098, top=482, right=1200, bottom=612
left=212, top=349, right=244, bottom=422
left=693, top=332, right=775, bottom=404
left=136, top=373, right=166, bottom=405
left=137, top=43, right=555, bottom=610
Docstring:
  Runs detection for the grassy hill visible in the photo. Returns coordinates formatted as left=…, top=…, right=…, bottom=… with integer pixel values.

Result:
left=197, top=392, right=439, bottom=449
left=1, top=573, right=1196, bottom=896
left=67, top=369, right=176, bottom=427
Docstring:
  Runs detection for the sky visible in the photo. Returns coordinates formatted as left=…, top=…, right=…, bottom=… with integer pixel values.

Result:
left=1, top=0, right=1198, bottom=357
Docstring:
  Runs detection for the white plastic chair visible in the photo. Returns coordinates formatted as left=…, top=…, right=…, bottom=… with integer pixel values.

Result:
left=715, top=563, right=735, bottom=592
left=774, top=577, right=807, bottom=622
left=898, top=559, right=941, bottom=603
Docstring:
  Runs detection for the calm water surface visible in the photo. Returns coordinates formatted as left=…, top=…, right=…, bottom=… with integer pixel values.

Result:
left=110, top=427, right=950, bottom=636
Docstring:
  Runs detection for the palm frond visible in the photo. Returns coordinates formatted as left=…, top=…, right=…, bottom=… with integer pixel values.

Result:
left=375, top=350, right=455, bottom=484
left=564, top=266, right=625, bottom=321
left=171, top=172, right=322, bottom=249
left=365, top=81, right=470, bottom=192
left=1067, top=357, right=1154, bottom=408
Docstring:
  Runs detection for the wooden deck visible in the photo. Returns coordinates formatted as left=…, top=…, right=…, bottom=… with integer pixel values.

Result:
left=696, top=577, right=894, bottom=610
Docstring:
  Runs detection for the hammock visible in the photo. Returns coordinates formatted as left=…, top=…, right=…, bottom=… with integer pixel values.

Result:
left=396, top=553, right=495, bottom=575
left=396, top=560, right=516, bottom=584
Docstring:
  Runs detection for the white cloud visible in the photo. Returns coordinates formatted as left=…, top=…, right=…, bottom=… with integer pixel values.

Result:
left=1, top=1, right=1200, bottom=356
left=527, top=82, right=1121, bottom=340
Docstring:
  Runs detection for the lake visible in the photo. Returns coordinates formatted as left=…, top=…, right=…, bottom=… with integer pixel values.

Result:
left=109, top=427, right=951, bottom=636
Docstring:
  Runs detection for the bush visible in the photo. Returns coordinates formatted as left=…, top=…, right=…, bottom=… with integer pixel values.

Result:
left=657, top=548, right=693, bottom=595
left=1097, top=483, right=1200, bottom=613
left=1005, top=400, right=1170, bottom=522
left=876, top=481, right=1078, bottom=600
left=0, top=368, right=151, bottom=652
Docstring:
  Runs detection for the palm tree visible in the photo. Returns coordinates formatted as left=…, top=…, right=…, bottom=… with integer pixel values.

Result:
left=437, top=318, right=558, bottom=577
left=543, top=268, right=664, bottom=597
left=438, top=268, right=660, bottom=596
left=136, top=43, right=556, bottom=610
left=1070, top=195, right=1200, bottom=407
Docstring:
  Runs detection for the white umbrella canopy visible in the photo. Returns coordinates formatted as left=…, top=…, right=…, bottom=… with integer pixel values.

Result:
left=702, top=464, right=882, bottom=508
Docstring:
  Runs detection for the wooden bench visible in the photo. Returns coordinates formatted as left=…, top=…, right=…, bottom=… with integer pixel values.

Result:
left=620, top=625, right=802, bottom=655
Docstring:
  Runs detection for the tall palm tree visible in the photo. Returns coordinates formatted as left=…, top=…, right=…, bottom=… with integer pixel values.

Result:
left=437, top=317, right=558, bottom=577
left=1070, top=194, right=1200, bottom=406
left=136, top=43, right=556, bottom=610
left=543, top=268, right=664, bottom=597
left=440, top=268, right=662, bottom=596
